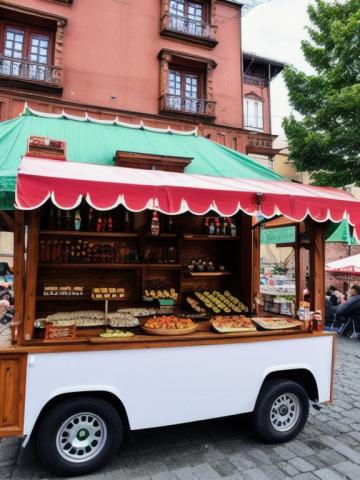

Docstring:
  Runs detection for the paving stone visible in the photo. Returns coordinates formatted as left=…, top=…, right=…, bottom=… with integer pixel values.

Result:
left=277, top=460, right=300, bottom=477
left=289, top=457, right=316, bottom=473
left=242, top=468, right=270, bottom=480
left=333, top=460, right=360, bottom=480
left=286, top=440, right=316, bottom=458
left=191, top=463, right=221, bottom=480
left=245, top=448, right=272, bottom=466
left=292, top=474, right=318, bottom=480
left=209, top=458, right=237, bottom=477
left=314, top=468, right=345, bottom=480
left=260, top=464, right=288, bottom=479
left=347, top=430, right=360, bottom=443
left=273, top=446, right=297, bottom=461
left=319, top=435, right=360, bottom=464
left=228, top=452, right=256, bottom=470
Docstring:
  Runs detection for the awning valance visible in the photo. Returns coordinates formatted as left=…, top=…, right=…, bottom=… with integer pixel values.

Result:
left=15, top=157, right=360, bottom=235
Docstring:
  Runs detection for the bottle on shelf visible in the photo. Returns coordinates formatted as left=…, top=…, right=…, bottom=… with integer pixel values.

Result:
left=203, top=217, right=210, bottom=235
left=96, top=214, right=103, bottom=232
left=208, top=218, right=215, bottom=235
left=226, top=218, right=232, bottom=236
left=215, top=217, right=221, bottom=235
left=108, top=215, right=113, bottom=233
left=221, top=218, right=227, bottom=236
left=87, top=208, right=94, bottom=231
left=230, top=219, right=237, bottom=237
left=124, top=211, right=131, bottom=232
left=151, top=211, right=160, bottom=236
left=74, top=210, right=81, bottom=231
left=56, top=209, right=62, bottom=230
left=167, top=216, right=174, bottom=233
left=65, top=211, right=72, bottom=231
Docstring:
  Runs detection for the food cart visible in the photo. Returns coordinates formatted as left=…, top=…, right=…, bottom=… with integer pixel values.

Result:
left=1, top=110, right=360, bottom=477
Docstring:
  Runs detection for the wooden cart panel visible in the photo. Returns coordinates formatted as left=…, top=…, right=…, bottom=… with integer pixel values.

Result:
left=0, top=353, right=27, bottom=437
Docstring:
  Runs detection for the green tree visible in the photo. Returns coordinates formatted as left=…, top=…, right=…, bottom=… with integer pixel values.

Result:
left=283, top=0, right=360, bottom=186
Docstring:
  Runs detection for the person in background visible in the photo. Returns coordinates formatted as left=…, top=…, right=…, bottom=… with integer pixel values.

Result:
left=329, top=285, right=345, bottom=304
left=335, top=284, right=360, bottom=337
left=327, top=287, right=340, bottom=306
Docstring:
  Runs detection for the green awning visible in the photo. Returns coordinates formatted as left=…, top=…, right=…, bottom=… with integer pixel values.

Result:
left=260, top=220, right=359, bottom=246
left=0, top=106, right=284, bottom=209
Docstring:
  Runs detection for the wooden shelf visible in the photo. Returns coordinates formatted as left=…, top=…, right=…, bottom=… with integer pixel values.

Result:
left=183, top=234, right=239, bottom=241
left=144, top=233, right=177, bottom=239
left=36, top=296, right=91, bottom=301
left=187, top=271, right=232, bottom=277
left=38, top=263, right=181, bottom=270
left=40, top=230, right=138, bottom=238
left=143, top=264, right=181, bottom=269
left=38, top=263, right=142, bottom=269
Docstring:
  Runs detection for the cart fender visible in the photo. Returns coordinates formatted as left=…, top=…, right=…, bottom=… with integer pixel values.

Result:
left=259, top=363, right=319, bottom=400
left=22, top=384, right=128, bottom=447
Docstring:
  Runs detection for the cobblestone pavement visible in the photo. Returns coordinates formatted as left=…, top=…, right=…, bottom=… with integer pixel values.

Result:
left=2, top=336, right=360, bottom=480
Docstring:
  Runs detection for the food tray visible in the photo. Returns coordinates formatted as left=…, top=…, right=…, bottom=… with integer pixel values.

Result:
left=141, top=325, right=198, bottom=336
left=211, top=324, right=257, bottom=333
left=252, top=318, right=303, bottom=330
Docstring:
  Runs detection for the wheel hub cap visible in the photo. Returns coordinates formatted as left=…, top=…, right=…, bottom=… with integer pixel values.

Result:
left=56, top=412, right=107, bottom=463
left=270, top=393, right=300, bottom=432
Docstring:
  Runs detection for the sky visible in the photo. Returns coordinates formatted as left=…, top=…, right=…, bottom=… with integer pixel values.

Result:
left=242, top=0, right=315, bottom=141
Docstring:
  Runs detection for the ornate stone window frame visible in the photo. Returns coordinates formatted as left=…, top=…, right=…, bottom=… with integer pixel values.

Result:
left=158, top=48, right=217, bottom=121
left=0, top=1, right=67, bottom=93
left=160, top=0, right=218, bottom=48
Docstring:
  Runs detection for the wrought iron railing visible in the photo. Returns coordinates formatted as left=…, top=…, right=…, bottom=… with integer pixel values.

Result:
left=160, top=94, right=216, bottom=117
left=0, top=56, right=63, bottom=85
left=243, top=74, right=268, bottom=88
left=162, top=13, right=216, bottom=41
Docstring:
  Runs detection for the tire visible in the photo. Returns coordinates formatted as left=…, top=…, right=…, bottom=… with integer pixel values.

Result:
left=36, top=396, right=124, bottom=477
left=252, top=379, right=309, bottom=443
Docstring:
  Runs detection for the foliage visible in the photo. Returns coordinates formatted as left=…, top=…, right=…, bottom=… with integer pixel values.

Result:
left=283, top=0, right=360, bottom=186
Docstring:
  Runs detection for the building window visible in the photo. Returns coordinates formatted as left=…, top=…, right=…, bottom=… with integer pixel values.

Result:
left=169, top=0, right=207, bottom=37
left=159, top=49, right=216, bottom=119
left=244, top=97, right=264, bottom=131
left=167, top=69, right=200, bottom=113
left=1, top=23, right=52, bottom=82
left=161, top=0, right=217, bottom=47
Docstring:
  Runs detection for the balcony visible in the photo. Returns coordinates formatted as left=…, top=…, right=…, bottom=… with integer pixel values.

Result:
left=246, top=133, right=280, bottom=157
left=161, top=13, right=218, bottom=48
left=0, top=56, right=63, bottom=94
left=160, top=94, right=216, bottom=120
left=243, top=74, right=268, bottom=88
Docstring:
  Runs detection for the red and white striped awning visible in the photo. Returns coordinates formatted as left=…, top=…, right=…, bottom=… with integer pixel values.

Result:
left=15, top=156, right=360, bottom=235
left=326, top=254, right=360, bottom=276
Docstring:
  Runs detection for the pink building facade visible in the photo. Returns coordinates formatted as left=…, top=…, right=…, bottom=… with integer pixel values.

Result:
left=0, top=0, right=282, bottom=158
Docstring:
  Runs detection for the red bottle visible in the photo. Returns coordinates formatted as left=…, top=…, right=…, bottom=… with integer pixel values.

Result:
left=96, top=216, right=103, bottom=232
left=151, top=211, right=160, bottom=236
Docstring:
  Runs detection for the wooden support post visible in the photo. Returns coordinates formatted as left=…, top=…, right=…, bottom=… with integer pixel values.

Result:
left=238, top=213, right=254, bottom=312
left=12, top=211, right=25, bottom=345
left=252, top=220, right=260, bottom=302
left=309, top=221, right=326, bottom=313
left=295, top=222, right=306, bottom=306
left=23, top=210, right=40, bottom=342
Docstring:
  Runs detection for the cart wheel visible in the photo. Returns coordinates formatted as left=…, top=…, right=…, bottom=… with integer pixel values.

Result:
left=252, top=379, right=309, bottom=443
left=36, top=396, right=124, bottom=477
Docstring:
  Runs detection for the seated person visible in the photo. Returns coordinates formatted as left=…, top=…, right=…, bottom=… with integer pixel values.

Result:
left=335, top=284, right=360, bottom=335
left=327, top=287, right=340, bottom=307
